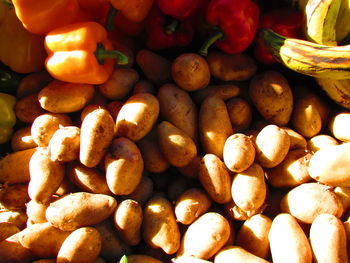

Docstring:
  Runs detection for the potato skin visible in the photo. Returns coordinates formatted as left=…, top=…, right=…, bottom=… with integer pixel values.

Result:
left=10, top=126, right=37, bottom=152
left=329, top=111, right=350, bottom=142
left=0, top=232, right=35, bottom=263
left=127, top=255, right=164, bottom=263
left=214, top=246, right=270, bottom=263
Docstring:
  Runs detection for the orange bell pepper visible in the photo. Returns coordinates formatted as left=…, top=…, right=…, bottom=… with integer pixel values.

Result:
left=11, top=0, right=88, bottom=35
left=0, top=2, right=46, bottom=73
left=108, top=0, right=154, bottom=22
left=44, top=21, right=128, bottom=85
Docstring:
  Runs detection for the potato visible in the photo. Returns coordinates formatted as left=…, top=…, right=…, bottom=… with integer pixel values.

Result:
left=224, top=199, right=265, bottom=222
left=223, top=133, right=255, bottom=173
left=105, top=137, right=144, bottom=195
left=0, top=210, right=27, bottom=229
left=0, top=222, right=20, bottom=242
left=329, top=111, right=350, bottom=142
left=57, top=227, right=102, bottom=263
left=80, top=107, right=115, bottom=168
left=171, top=53, right=210, bottom=92
left=308, top=142, right=350, bottom=187
left=172, top=256, right=212, bottom=263
left=114, top=199, right=143, bottom=246
left=280, top=182, right=343, bottom=224
left=14, top=93, right=47, bottom=123
left=0, top=232, right=34, bottom=263
left=107, top=100, right=124, bottom=121
left=26, top=199, right=52, bottom=224
left=48, top=126, right=80, bottom=162
left=31, top=113, right=72, bottom=147
left=143, top=195, right=180, bottom=254
left=334, top=186, right=350, bottom=213
left=307, top=134, right=339, bottom=153
left=199, top=95, right=233, bottom=159
left=265, top=149, right=312, bottom=188
left=137, top=128, right=170, bottom=173
left=157, top=83, right=198, bottom=142
left=157, top=121, right=197, bottom=168
left=10, top=126, right=37, bottom=152
left=177, top=212, right=231, bottom=260
left=99, top=68, right=139, bottom=100
left=192, top=84, right=240, bottom=105
left=254, top=124, right=290, bottom=168
left=67, top=161, right=112, bottom=195
left=214, top=246, right=270, bottom=263
left=127, top=255, right=164, bottom=263
left=124, top=175, right=154, bottom=206
left=133, top=80, right=156, bottom=95
left=28, top=147, right=65, bottom=204
left=268, top=213, right=312, bottom=263
left=226, top=97, right=252, bottom=132
left=177, top=155, right=202, bottom=179
left=38, top=80, right=95, bottom=113
left=236, top=214, right=272, bottom=259
left=18, top=222, right=72, bottom=258
left=309, top=213, right=348, bottom=263
left=116, top=92, right=160, bottom=141
left=46, top=192, right=117, bottom=231
left=249, top=70, right=293, bottom=126
left=0, top=183, right=29, bottom=210
left=174, top=188, right=212, bottom=225
left=281, top=126, right=307, bottom=150
left=16, top=70, right=53, bottom=99
left=231, top=163, right=267, bottom=212
left=198, top=154, right=232, bottom=204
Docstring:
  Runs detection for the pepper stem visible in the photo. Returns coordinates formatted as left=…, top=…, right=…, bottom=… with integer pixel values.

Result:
left=198, top=30, right=225, bottom=56
left=165, top=19, right=179, bottom=34
left=95, top=43, right=128, bottom=65
left=2, top=0, right=14, bottom=8
left=105, top=4, right=118, bottom=32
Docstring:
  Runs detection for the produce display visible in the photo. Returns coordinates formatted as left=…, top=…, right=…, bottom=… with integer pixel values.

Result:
left=2, top=0, right=350, bottom=262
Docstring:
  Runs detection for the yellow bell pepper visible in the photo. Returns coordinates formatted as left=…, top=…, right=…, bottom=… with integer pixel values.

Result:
left=0, top=92, right=16, bottom=144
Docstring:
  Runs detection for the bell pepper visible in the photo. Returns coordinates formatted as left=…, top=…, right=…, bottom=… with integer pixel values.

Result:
left=77, top=0, right=110, bottom=22
left=0, top=2, right=46, bottom=73
left=0, top=92, right=16, bottom=144
left=145, top=5, right=195, bottom=50
left=44, top=21, right=128, bottom=85
left=254, top=7, right=304, bottom=64
left=156, top=0, right=203, bottom=21
left=0, top=67, right=20, bottom=94
left=108, top=0, right=154, bottom=23
left=11, top=0, right=89, bottom=35
left=199, top=0, right=260, bottom=56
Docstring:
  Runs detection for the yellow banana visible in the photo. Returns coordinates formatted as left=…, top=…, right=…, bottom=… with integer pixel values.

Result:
left=260, top=29, right=350, bottom=80
left=315, top=78, right=350, bottom=109
left=336, top=0, right=350, bottom=43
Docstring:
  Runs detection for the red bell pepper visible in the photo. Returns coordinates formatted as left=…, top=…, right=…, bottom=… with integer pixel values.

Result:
left=156, top=0, right=202, bottom=21
left=199, top=0, right=260, bottom=56
left=254, top=7, right=304, bottom=64
left=145, top=5, right=194, bottom=50
left=77, top=0, right=110, bottom=22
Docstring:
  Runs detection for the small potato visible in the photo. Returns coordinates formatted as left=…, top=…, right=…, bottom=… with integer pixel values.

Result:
left=334, top=186, right=350, bottom=213
left=18, top=222, right=72, bottom=258
left=0, top=183, right=30, bottom=210
left=0, top=210, right=27, bottom=229
left=31, top=113, right=72, bottom=147
left=171, top=53, right=210, bottom=92
left=46, top=192, right=118, bottom=231
left=223, top=133, right=255, bottom=173
left=192, top=84, right=240, bottom=105
left=0, top=232, right=34, bottom=263
left=199, top=95, right=233, bottom=159
left=308, top=142, right=350, bottom=187
left=133, top=80, right=156, bottom=95
left=16, top=70, right=53, bottom=99
left=281, top=126, right=307, bottom=150
left=116, top=92, right=160, bottom=141
left=198, top=154, right=232, bottom=204
left=307, top=134, right=339, bottom=153
left=107, top=100, right=124, bottom=121
left=127, top=255, right=164, bottom=263
left=48, top=126, right=80, bottom=162
left=26, top=199, right=52, bottom=224
left=172, top=256, right=212, bottom=263
left=14, top=93, right=47, bottom=123
left=280, top=182, right=343, bottom=224
left=224, top=199, right=265, bottom=222
left=177, top=212, right=231, bottom=260
left=143, top=195, right=181, bottom=255
left=254, top=124, right=290, bottom=168
left=157, top=121, right=197, bottom=168
left=114, top=199, right=143, bottom=246
left=226, top=97, right=252, bottom=132
left=28, top=147, right=65, bottom=204
left=105, top=137, right=144, bottom=195
left=236, top=214, right=272, bottom=259
left=67, top=161, right=112, bottom=195
left=329, top=111, right=350, bottom=142
left=309, top=213, right=348, bottom=263
left=80, top=107, right=115, bottom=168
left=11, top=126, right=37, bottom=152
left=231, top=163, right=267, bottom=212
left=38, top=80, right=95, bottom=113
left=249, top=70, right=293, bottom=126
left=265, top=149, right=312, bottom=188
left=268, top=213, right=312, bottom=263
left=174, top=188, right=212, bottom=225
left=57, top=227, right=102, bottom=263
left=177, top=155, right=202, bottom=179
left=214, top=246, right=270, bottom=263
left=207, top=51, right=257, bottom=81
left=157, top=84, right=198, bottom=142
left=0, top=147, right=36, bottom=184
left=99, top=68, right=139, bottom=100
left=0, top=222, right=20, bottom=242
left=124, top=176, right=154, bottom=206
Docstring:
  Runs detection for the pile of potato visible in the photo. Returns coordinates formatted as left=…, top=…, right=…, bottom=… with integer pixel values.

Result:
left=1, top=48, right=350, bottom=263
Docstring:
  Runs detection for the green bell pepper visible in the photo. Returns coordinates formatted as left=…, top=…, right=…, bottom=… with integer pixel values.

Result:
left=0, top=67, right=20, bottom=94
left=0, top=92, right=16, bottom=143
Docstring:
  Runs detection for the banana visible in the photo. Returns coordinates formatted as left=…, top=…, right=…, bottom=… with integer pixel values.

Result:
left=260, top=29, right=350, bottom=80
left=315, top=78, right=350, bottom=109
left=305, top=0, right=341, bottom=45
left=336, top=0, right=350, bottom=43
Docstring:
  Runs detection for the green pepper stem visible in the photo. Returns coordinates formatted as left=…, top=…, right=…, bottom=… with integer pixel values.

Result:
left=2, top=0, right=14, bottom=8
left=95, top=43, right=128, bottom=65
left=198, top=30, right=225, bottom=56
left=165, top=19, right=179, bottom=34
left=105, top=4, right=118, bottom=32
